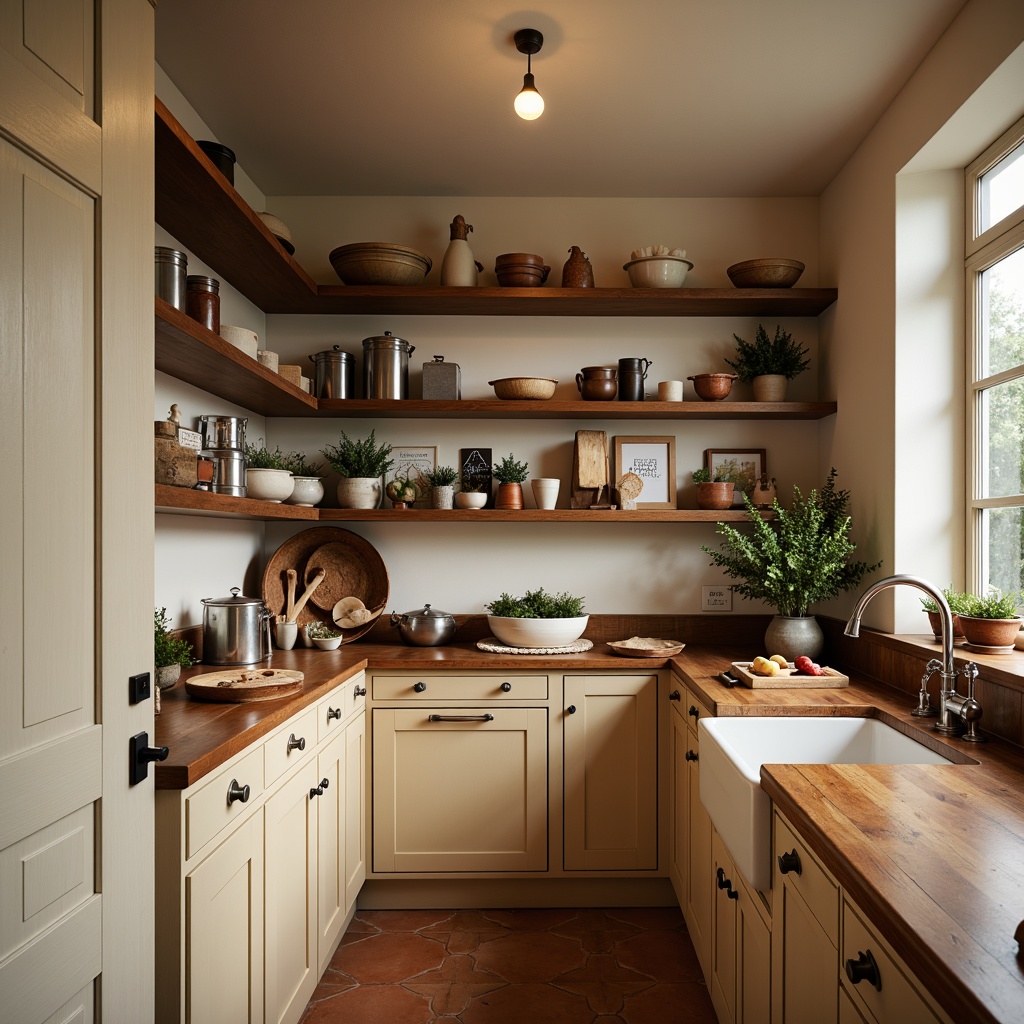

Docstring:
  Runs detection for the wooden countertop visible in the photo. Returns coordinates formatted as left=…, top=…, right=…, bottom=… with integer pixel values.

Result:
left=674, top=644, right=1024, bottom=1024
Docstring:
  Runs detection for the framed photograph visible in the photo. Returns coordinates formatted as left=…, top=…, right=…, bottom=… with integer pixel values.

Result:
left=388, top=445, right=436, bottom=505
left=459, top=447, right=493, bottom=505
left=705, top=448, right=767, bottom=506
left=613, top=435, right=677, bottom=509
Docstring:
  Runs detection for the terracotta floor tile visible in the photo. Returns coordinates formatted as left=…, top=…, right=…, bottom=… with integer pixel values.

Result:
left=361, top=909, right=456, bottom=932
left=299, top=983, right=433, bottom=1024
left=330, top=930, right=447, bottom=984
left=606, top=906, right=686, bottom=931
left=553, top=952, right=656, bottom=1013
left=305, top=967, right=357, bottom=1003
left=552, top=909, right=642, bottom=953
left=460, top=982, right=596, bottom=1024
left=420, top=910, right=510, bottom=953
left=403, top=953, right=507, bottom=1015
left=621, top=982, right=716, bottom=1024
left=472, top=929, right=588, bottom=983
left=613, top=929, right=704, bottom=983
left=481, top=908, right=579, bottom=931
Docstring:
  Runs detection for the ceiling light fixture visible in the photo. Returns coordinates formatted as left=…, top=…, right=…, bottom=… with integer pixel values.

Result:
left=513, top=28, right=544, bottom=121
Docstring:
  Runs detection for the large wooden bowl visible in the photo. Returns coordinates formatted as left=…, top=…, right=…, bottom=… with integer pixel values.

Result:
left=328, top=242, right=432, bottom=286
left=488, top=376, right=557, bottom=400
left=726, top=258, right=805, bottom=288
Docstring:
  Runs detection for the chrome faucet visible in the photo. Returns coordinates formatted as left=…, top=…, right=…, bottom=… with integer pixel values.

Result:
left=844, top=574, right=983, bottom=740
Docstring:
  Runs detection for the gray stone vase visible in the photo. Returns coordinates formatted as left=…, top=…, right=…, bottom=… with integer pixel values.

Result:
left=764, top=615, right=824, bottom=661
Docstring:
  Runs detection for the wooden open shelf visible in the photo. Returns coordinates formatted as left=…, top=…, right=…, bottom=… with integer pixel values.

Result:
left=155, top=485, right=319, bottom=520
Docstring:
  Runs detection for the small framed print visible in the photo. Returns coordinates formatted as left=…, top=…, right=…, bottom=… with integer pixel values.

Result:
left=704, top=448, right=766, bottom=506
left=613, top=435, right=677, bottom=509
left=389, top=446, right=436, bottom=504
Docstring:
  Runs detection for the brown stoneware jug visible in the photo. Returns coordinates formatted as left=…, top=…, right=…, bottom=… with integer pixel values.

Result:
left=575, top=365, right=617, bottom=401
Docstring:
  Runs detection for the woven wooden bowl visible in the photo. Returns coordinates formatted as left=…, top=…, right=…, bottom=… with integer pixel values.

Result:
left=328, top=242, right=432, bottom=286
left=726, top=258, right=805, bottom=288
left=488, top=376, right=558, bottom=400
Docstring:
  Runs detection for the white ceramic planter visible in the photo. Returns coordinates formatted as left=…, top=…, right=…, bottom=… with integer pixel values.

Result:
left=530, top=478, right=560, bottom=510
left=431, top=484, right=455, bottom=509
left=336, top=476, right=382, bottom=509
left=487, top=615, right=589, bottom=648
left=455, top=491, right=487, bottom=509
left=286, top=476, right=324, bottom=507
left=245, top=468, right=294, bottom=503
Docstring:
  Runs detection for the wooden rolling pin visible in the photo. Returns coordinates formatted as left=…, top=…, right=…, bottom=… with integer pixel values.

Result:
left=289, top=568, right=325, bottom=622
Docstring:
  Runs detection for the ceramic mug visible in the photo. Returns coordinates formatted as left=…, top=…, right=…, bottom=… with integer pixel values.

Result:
left=658, top=380, right=684, bottom=401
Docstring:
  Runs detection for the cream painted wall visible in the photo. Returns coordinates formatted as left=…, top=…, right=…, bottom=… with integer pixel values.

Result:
left=820, top=0, right=1024, bottom=632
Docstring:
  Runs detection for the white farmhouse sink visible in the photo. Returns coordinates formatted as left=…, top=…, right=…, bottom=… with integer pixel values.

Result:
left=698, top=716, right=954, bottom=892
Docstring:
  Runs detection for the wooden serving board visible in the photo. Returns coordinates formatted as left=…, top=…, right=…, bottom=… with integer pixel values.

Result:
left=731, top=661, right=849, bottom=689
left=185, top=668, right=304, bottom=703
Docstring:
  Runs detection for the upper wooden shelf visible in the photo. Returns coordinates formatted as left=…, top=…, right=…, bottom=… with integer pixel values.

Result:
left=155, top=97, right=838, bottom=319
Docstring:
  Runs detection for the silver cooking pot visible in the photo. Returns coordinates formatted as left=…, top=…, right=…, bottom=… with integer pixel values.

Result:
left=199, top=414, right=247, bottom=451
left=390, top=603, right=456, bottom=646
left=202, top=587, right=272, bottom=665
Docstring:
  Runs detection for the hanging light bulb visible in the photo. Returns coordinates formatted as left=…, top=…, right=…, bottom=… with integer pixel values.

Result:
left=513, top=29, right=544, bottom=120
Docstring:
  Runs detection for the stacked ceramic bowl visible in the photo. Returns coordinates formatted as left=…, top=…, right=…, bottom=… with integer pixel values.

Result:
left=328, top=242, right=432, bottom=285
left=495, top=252, right=550, bottom=287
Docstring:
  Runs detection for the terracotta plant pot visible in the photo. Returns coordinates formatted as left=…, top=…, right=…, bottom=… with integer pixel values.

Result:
left=925, top=610, right=965, bottom=640
left=494, top=482, right=524, bottom=510
left=696, top=482, right=734, bottom=510
left=957, top=615, right=1022, bottom=649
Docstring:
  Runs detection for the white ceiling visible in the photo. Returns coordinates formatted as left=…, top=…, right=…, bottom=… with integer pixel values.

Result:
left=155, top=0, right=968, bottom=198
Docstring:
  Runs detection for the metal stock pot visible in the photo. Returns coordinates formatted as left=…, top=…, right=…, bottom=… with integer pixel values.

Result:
left=390, top=603, right=456, bottom=646
left=202, top=588, right=272, bottom=665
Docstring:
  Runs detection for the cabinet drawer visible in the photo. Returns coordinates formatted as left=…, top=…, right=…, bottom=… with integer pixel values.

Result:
left=371, top=673, right=548, bottom=701
left=774, top=811, right=839, bottom=946
left=185, top=745, right=264, bottom=859
left=317, top=672, right=366, bottom=744
left=840, top=897, right=947, bottom=1024
left=265, top=706, right=318, bottom=787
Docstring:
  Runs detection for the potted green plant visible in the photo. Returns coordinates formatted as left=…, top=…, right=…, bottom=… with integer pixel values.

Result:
left=426, top=465, right=459, bottom=509
left=492, top=453, right=530, bottom=510
left=281, top=451, right=325, bottom=507
left=692, top=466, right=734, bottom=510
left=957, top=588, right=1022, bottom=649
left=154, top=607, right=193, bottom=712
left=919, top=588, right=969, bottom=640
left=702, top=468, right=881, bottom=659
left=725, top=323, right=811, bottom=402
left=485, top=587, right=588, bottom=647
left=455, top=480, right=487, bottom=510
left=243, top=439, right=294, bottom=502
left=321, top=429, right=394, bottom=508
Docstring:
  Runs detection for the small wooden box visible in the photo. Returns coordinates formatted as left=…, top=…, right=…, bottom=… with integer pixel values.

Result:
left=422, top=356, right=461, bottom=399
left=278, top=363, right=302, bottom=387
left=155, top=435, right=198, bottom=488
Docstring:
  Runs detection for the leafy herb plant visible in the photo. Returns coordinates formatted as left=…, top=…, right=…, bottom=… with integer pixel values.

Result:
left=427, top=465, right=459, bottom=487
left=154, top=607, right=193, bottom=669
left=961, top=588, right=1023, bottom=619
left=693, top=466, right=734, bottom=484
left=919, top=588, right=972, bottom=615
left=725, top=323, right=810, bottom=381
left=244, top=439, right=289, bottom=470
left=321, top=429, right=394, bottom=478
left=486, top=587, right=586, bottom=619
left=306, top=621, right=343, bottom=639
left=282, top=451, right=325, bottom=477
left=492, top=453, right=529, bottom=484
left=701, top=468, right=880, bottom=617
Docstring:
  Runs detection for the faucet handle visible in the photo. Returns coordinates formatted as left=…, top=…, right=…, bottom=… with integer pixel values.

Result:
left=960, top=661, right=979, bottom=694
left=924, top=657, right=943, bottom=677
left=957, top=662, right=985, bottom=743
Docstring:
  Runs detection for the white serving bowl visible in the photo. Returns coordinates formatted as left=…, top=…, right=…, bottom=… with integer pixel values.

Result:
left=487, top=615, right=589, bottom=648
left=285, top=476, right=324, bottom=507
left=623, top=255, right=693, bottom=288
left=244, top=468, right=294, bottom=503
left=455, top=492, right=487, bottom=509
left=312, top=635, right=343, bottom=650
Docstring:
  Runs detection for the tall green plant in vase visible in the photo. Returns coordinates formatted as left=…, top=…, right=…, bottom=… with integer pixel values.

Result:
left=701, top=468, right=880, bottom=660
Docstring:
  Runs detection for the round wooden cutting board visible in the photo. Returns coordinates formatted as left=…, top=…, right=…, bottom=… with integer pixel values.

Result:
left=185, top=668, right=304, bottom=703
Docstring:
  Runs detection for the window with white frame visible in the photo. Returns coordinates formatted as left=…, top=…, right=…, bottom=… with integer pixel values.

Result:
left=966, top=115, right=1024, bottom=604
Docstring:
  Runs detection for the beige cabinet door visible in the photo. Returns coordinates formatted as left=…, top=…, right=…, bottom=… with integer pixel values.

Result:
left=344, top=710, right=367, bottom=910
left=711, top=829, right=738, bottom=1024
left=186, top=813, right=264, bottom=1024
left=772, top=878, right=838, bottom=1024
left=316, top=733, right=345, bottom=975
left=373, top=707, right=547, bottom=872
left=685, top=718, right=712, bottom=977
left=736, top=878, right=771, bottom=1024
left=264, top=760, right=319, bottom=1024
left=668, top=694, right=689, bottom=906
left=563, top=674, right=658, bottom=870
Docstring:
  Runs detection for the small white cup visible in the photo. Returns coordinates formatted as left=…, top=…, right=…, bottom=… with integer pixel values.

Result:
left=531, top=477, right=560, bottom=510
left=275, top=621, right=297, bottom=650
left=658, top=380, right=684, bottom=402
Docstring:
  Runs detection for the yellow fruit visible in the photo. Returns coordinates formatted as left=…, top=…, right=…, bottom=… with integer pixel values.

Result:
left=762, top=660, right=780, bottom=676
left=769, top=654, right=788, bottom=668
left=750, top=656, right=772, bottom=676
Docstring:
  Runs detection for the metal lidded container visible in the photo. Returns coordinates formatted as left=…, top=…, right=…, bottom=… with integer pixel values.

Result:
left=199, top=414, right=247, bottom=451
left=362, top=331, right=415, bottom=399
left=201, top=587, right=272, bottom=665
left=309, top=345, right=353, bottom=399
left=422, top=355, right=461, bottom=400
left=209, top=450, right=246, bottom=496
left=154, top=246, right=188, bottom=310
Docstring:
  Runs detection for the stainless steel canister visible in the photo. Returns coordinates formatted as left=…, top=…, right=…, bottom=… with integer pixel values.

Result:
left=201, top=588, right=271, bottom=665
left=199, top=414, right=247, bottom=451
left=362, top=331, right=415, bottom=399
left=207, top=449, right=246, bottom=496
left=309, top=345, right=353, bottom=399
left=154, top=246, right=188, bottom=310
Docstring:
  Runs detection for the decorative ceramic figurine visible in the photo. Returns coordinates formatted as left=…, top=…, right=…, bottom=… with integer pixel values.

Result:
left=168, top=403, right=182, bottom=426
left=753, top=473, right=778, bottom=509
left=440, top=214, right=483, bottom=286
left=561, top=245, right=595, bottom=287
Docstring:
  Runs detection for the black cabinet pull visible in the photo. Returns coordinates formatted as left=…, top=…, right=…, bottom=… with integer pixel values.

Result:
left=354, top=684, right=367, bottom=697
left=777, top=850, right=802, bottom=875
left=501, top=682, right=512, bottom=692
left=845, top=949, right=882, bottom=991
left=717, top=867, right=738, bottom=900
left=227, top=779, right=250, bottom=804
left=428, top=714, right=494, bottom=722
left=309, top=777, right=330, bottom=800
left=413, top=681, right=427, bottom=692
left=685, top=749, right=698, bottom=762
left=688, top=705, right=700, bottom=719
left=669, top=689, right=681, bottom=701
left=327, top=707, right=342, bottom=721
left=567, top=705, right=577, bottom=714
left=287, top=733, right=305, bottom=753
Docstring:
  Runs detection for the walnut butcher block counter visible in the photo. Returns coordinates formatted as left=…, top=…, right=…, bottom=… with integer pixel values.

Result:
left=676, top=644, right=1024, bottom=1024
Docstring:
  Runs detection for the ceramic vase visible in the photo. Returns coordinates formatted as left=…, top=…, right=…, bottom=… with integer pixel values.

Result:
left=752, top=374, right=788, bottom=402
left=285, top=476, right=324, bottom=507
left=494, top=482, right=524, bottom=510
left=155, top=664, right=181, bottom=690
left=275, top=621, right=298, bottom=650
left=440, top=214, right=480, bottom=286
left=531, top=478, right=560, bottom=510
left=764, top=614, right=824, bottom=661
left=336, top=476, right=381, bottom=509
left=431, top=485, right=455, bottom=509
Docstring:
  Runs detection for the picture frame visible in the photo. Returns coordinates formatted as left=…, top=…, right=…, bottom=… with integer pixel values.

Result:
left=388, top=445, right=436, bottom=505
left=704, top=448, right=767, bottom=506
left=613, top=435, right=677, bottom=509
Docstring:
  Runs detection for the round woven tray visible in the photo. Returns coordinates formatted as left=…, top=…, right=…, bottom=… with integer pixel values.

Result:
left=476, top=637, right=594, bottom=655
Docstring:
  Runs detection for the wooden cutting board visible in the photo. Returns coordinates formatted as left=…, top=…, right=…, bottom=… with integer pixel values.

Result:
left=185, top=668, right=304, bottom=702
left=731, top=661, right=849, bottom=689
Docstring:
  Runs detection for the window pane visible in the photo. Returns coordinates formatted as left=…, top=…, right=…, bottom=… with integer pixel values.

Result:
left=981, top=378, right=1024, bottom=498
left=980, top=245, right=1024, bottom=378
left=980, top=139, right=1024, bottom=231
left=980, top=506, right=1024, bottom=600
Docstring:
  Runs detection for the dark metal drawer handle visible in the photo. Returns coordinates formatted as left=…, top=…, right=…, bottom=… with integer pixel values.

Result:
left=413, top=681, right=427, bottom=692
left=845, top=949, right=882, bottom=991
left=227, top=779, right=250, bottom=805
left=777, top=850, right=802, bottom=875
left=287, top=733, right=305, bottom=752
left=716, top=867, right=738, bottom=900
left=685, top=750, right=698, bottom=762
left=669, top=689, right=681, bottom=701
left=354, top=684, right=367, bottom=697
left=327, top=707, right=342, bottom=721
left=501, top=682, right=512, bottom=692
left=688, top=705, right=700, bottom=719
left=310, top=777, right=329, bottom=800
left=427, top=714, right=494, bottom=722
